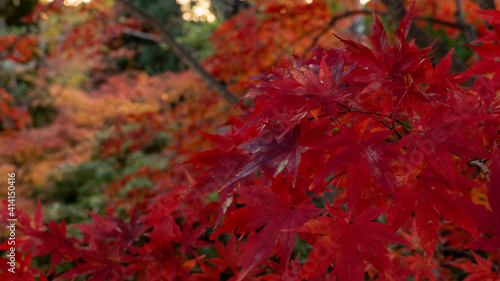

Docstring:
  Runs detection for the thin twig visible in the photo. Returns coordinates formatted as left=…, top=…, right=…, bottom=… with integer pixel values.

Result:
left=310, top=104, right=406, bottom=138
left=467, top=158, right=490, bottom=182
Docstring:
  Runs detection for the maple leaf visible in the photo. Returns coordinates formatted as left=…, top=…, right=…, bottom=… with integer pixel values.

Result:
left=247, top=50, right=356, bottom=118
left=464, top=144, right=500, bottom=252
left=458, top=12, right=500, bottom=81
left=73, top=211, right=146, bottom=247
left=259, top=255, right=306, bottom=281
left=297, top=205, right=407, bottom=281
left=285, top=53, right=354, bottom=101
left=27, top=219, right=79, bottom=275
left=45, top=212, right=144, bottom=281
left=202, top=234, right=242, bottom=278
left=211, top=177, right=321, bottom=281
left=418, top=49, right=464, bottom=105
left=402, top=254, right=440, bottom=281
left=388, top=167, right=479, bottom=256
left=53, top=242, right=130, bottom=281
left=183, top=148, right=249, bottom=225
left=437, top=76, right=500, bottom=148
left=309, top=122, right=400, bottom=210
left=0, top=201, right=44, bottom=253
left=451, top=251, right=500, bottom=281
left=398, top=219, right=442, bottom=281
left=335, top=3, right=427, bottom=90
left=487, top=144, right=500, bottom=224
left=398, top=106, right=490, bottom=189
left=214, top=125, right=307, bottom=195
left=126, top=241, right=189, bottom=281
left=333, top=3, right=432, bottom=120
left=0, top=253, right=48, bottom=281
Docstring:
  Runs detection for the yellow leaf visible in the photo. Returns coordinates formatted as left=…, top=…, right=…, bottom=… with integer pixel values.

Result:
left=471, top=186, right=491, bottom=210
left=310, top=108, right=319, bottom=121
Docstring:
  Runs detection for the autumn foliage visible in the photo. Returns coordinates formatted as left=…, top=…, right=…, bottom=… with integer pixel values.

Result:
left=2, top=0, right=500, bottom=280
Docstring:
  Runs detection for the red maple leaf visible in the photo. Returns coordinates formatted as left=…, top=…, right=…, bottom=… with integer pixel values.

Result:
left=398, top=106, right=490, bottom=189
left=211, top=176, right=321, bottom=281
left=183, top=148, right=249, bottom=225
left=296, top=204, right=407, bottom=281
left=334, top=2, right=429, bottom=118
left=459, top=12, right=500, bottom=81
left=388, top=167, right=479, bottom=256
left=309, top=121, right=400, bottom=210
left=464, top=144, right=500, bottom=251
left=451, top=251, right=500, bottom=281
left=228, top=125, right=308, bottom=188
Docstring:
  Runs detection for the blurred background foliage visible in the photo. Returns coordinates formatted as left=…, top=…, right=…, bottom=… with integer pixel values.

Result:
left=0, top=0, right=39, bottom=26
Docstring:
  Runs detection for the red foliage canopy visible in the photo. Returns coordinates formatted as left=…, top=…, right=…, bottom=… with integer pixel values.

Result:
left=3, top=1, right=500, bottom=281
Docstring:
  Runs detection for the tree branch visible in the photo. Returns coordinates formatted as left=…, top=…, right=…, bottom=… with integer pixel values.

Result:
left=454, top=0, right=476, bottom=42
left=122, top=26, right=160, bottom=42
left=302, top=9, right=465, bottom=58
left=476, top=0, right=496, bottom=10
left=475, top=0, right=496, bottom=30
left=115, top=0, right=240, bottom=105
